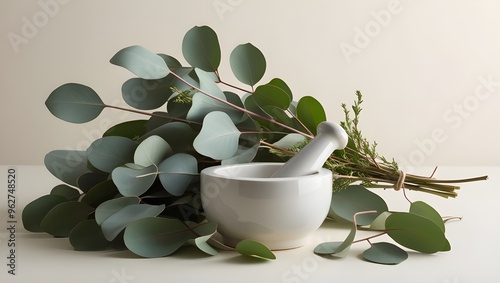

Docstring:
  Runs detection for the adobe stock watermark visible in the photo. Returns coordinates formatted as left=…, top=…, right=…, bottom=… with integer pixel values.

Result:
left=397, top=74, right=500, bottom=171
left=7, top=0, right=71, bottom=54
left=108, top=268, right=135, bottom=283
left=339, top=0, right=403, bottom=63
left=213, top=0, right=243, bottom=21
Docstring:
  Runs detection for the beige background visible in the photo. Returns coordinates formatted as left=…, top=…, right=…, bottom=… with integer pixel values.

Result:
left=1, top=0, right=500, bottom=167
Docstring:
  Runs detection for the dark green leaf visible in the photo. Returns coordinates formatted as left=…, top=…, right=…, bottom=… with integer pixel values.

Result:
left=124, top=217, right=194, bottom=257
left=81, top=180, right=119, bottom=207
left=193, top=111, right=241, bottom=160
left=158, top=153, right=198, bottom=196
left=103, top=120, right=148, bottom=139
left=362, top=242, right=408, bottom=265
left=112, top=164, right=158, bottom=197
left=110, top=45, right=170, bottom=79
left=50, top=184, right=80, bottom=200
left=45, top=83, right=105, bottom=123
left=330, top=185, right=388, bottom=226
left=139, top=121, right=196, bottom=152
left=40, top=201, right=94, bottom=237
left=22, top=195, right=67, bottom=232
left=158, top=54, right=182, bottom=70
left=44, top=150, right=90, bottom=187
left=76, top=172, right=109, bottom=193
left=230, top=43, right=266, bottom=86
left=69, top=219, right=111, bottom=251
left=86, top=136, right=137, bottom=173
left=267, top=78, right=293, bottom=101
left=253, top=83, right=292, bottom=110
left=296, top=96, right=326, bottom=135
left=235, top=239, right=276, bottom=260
left=182, top=26, right=221, bottom=72
left=409, top=201, right=445, bottom=232
left=386, top=212, right=447, bottom=253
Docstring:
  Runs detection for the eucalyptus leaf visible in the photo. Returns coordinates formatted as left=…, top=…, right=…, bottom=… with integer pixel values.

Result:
left=296, top=96, right=326, bottom=135
left=230, top=43, right=266, bottom=86
left=158, top=153, right=198, bottom=196
left=81, top=180, right=119, bottom=207
left=40, top=201, right=94, bottom=237
left=235, top=239, right=276, bottom=260
left=330, top=185, right=388, bottom=226
left=158, top=54, right=182, bottom=70
left=103, top=120, right=148, bottom=139
left=273, top=133, right=307, bottom=149
left=110, top=45, right=170, bottom=79
left=182, top=26, right=221, bottom=72
left=95, top=197, right=140, bottom=225
left=139, top=121, right=196, bottom=152
left=193, top=111, right=241, bottom=160
left=22, top=195, right=67, bottom=232
left=100, top=203, right=165, bottom=241
left=409, top=201, right=445, bottom=232
left=221, top=143, right=259, bottom=165
left=45, top=83, right=105, bottom=123
left=186, top=222, right=218, bottom=256
left=267, top=78, right=293, bottom=101
left=362, top=242, right=408, bottom=265
left=87, top=136, right=138, bottom=173
left=134, top=135, right=173, bottom=167
left=314, top=223, right=356, bottom=257
left=44, top=150, right=90, bottom=187
left=253, top=82, right=291, bottom=110
left=50, top=184, right=81, bottom=200
left=77, top=172, right=109, bottom=193
left=369, top=211, right=392, bottom=230
left=386, top=212, right=447, bottom=253
left=121, top=76, right=174, bottom=110
left=124, top=217, right=195, bottom=257
left=112, top=164, right=158, bottom=197
left=69, top=219, right=111, bottom=251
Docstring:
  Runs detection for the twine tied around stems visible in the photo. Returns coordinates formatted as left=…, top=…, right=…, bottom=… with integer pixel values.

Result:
left=394, top=170, right=406, bottom=191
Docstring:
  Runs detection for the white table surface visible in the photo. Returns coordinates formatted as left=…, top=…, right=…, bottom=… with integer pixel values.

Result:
left=1, top=165, right=498, bottom=283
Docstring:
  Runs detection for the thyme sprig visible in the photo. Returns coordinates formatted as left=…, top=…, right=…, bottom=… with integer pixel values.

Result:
left=326, top=91, right=488, bottom=197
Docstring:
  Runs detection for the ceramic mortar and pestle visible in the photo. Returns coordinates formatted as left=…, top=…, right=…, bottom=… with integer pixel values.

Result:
left=200, top=122, right=348, bottom=250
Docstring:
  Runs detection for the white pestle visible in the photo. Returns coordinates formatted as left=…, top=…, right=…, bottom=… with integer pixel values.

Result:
left=271, top=122, right=349, bottom=178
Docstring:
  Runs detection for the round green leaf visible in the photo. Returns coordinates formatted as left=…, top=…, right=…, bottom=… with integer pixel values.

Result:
left=386, top=212, right=447, bottom=254
left=158, top=153, right=198, bottom=196
left=314, top=223, right=356, bottom=258
left=139, top=121, right=196, bottom=152
left=410, top=201, right=445, bottom=232
left=40, top=201, right=94, bottom=237
left=330, top=185, right=388, bottom=226
left=76, top=172, right=109, bottom=193
left=45, top=83, right=105, bottom=123
left=112, top=164, right=158, bottom=197
left=186, top=222, right=218, bottom=256
left=221, top=143, right=259, bottom=165
left=103, top=120, right=148, bottom=139
left=50, top=184, right=81, bottom=200
left=182, top=26, right=221, bottom=72
left=86, top=136, right=137, bottom=173
left=81, top=180, right=119, bottom=208
left=235, top=239, right=276, bottom=260
left=230, top=43, right=266, bottom=86
left=134, top=135, right=173, bottom=167
left=193, top=111, right=241, bottom=160
left=296, top=96, right=326, bottom=135
left=69, top=219, right=111, bottom=251
left=95, top=197, right=140, bottom=225
left=110, top=45, right=170, bottom=80
left=121, top=76, right=174, bottom=110
left=22, top=195, right=67, bottom=232
left=158, top=54, right=182, bottom=70
left=362, top=242, right=408, bottom=265
left=44, top=150, right=90, bottom=187
left=253, top=83, right=292, bottom=111
left=267, top=78, right=293, bottom=101
left=124, top=217, right=194, bottom=257
left=186, top=69, right=241, bottom=123
left=99, top=203, right=165, bottom=241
